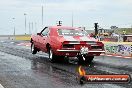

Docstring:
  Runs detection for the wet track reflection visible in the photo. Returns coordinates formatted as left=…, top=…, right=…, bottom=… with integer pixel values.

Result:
left=0, top=40, right=132, bottom=88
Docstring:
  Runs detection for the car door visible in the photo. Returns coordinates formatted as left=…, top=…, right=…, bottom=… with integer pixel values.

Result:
left=39, top=27, right=50, bottom=52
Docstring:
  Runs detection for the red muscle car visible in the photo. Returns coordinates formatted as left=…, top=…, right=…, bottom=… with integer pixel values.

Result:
left=30, top=26, right=105, bottom=63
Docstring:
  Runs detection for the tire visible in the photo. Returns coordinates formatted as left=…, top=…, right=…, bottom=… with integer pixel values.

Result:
left=31, top=43, right=37, bottom=54
left=48, top=48, right=56, bottom=62
left=85, top=56, right=94, bottom=64
left=48, top=48, right=65, bottom=63
left=78, top=55, right=85, bottom=64
left=57, top=56, right=65, bottom=63
left=78, top=55, right=94, bottom=64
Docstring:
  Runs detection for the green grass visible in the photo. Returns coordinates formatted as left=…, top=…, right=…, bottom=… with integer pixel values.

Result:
left=114, top=28, right=132, bottom=34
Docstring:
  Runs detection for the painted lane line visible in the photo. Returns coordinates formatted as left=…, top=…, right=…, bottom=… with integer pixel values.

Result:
left=10, top=42, right=14, bottom=44
left=115, top=56, right=122, bottom=57
left=100, top=54, right=105, bottom=55
left=124, top=57, right=132, bottom=59
left=26, top=45, right=30, bottom=47
left=0, top=41, right=4, bottom=43
left=106, top=55, right=113, bottom=56
left=101, top=54, right=132, bottom=59
left=17, top=43, right=31, bottom=47
left=0, top=84, right=4, bottom=88
left=17, top=43, right=24, bottom=45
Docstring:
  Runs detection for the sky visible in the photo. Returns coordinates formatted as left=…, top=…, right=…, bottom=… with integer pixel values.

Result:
left=0, top=0, right=132, bottom=35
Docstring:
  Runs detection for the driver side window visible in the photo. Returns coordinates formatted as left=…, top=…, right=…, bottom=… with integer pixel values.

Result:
left=41, top=27, right=49, bottom=36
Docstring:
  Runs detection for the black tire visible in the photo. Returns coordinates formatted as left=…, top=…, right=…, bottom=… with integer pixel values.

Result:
left=85, top=56, right=94, bottom=64
left=78, top=55, right=85, bottom=64
left=57, top=56, right=65, bottom=63
left=48, top=47, right=65, bottom=63
left=31, top=43, right=37, bottom=54
left=78, top=55, right=94, bottom=64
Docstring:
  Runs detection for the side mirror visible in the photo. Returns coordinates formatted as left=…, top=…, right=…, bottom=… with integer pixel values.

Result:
left=37, top=33, right=41, bottom=35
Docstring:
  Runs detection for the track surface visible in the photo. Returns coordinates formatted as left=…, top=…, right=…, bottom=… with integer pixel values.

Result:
left=0, top=40, right=132, bottom=88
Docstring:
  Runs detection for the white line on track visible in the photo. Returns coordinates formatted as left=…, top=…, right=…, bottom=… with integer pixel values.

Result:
left=101, top=54, right=132, bottom=59
left=124, top=57, right=132, bottom=59
left=26, top=45, right=30, bottom=46
left=115, top=56, right=122, bottom=57
left=0, top=84, right=4, bottom=88
left=10, top=42, right=14, bottom=44
left=100, top=54, right=105, bottom=55
left=0, top=41, right=4, bottom=43
left=106, top=55, right=112, bottom=56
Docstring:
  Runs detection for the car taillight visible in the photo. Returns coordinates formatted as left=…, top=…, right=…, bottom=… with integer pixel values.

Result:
left=96, top=42, right=104, bottom=46
left=63, top=41, right=70, bottom=44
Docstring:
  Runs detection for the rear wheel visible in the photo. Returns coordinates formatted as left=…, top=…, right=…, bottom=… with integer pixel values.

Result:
left=48, top=47, right=65, bottom=63
left=78, top=55, right=85, bottom=64
left=78, top=55, right=94, bottom=64
left=31, top=43, right=37, bottom=54
left=48, top=48, right=57, bottom=62
left=85, top=56, right=94, bottom=64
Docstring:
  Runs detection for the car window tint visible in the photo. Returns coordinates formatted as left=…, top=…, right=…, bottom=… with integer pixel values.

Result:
left=58, top=29, right=87, bottom=36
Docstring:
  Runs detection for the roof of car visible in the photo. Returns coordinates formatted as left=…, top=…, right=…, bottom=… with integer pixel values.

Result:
left=48, top=26, right=80, bottom=29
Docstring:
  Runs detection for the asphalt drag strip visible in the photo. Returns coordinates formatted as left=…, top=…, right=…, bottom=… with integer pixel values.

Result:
left=0, top=40, right=131, bottom=88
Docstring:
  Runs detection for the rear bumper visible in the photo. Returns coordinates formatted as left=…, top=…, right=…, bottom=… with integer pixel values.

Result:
left=57, top=49, right=105, bottom=53
left=57, top=49, right=79, bottom=52
left=55, top=49, right=105, bottom=56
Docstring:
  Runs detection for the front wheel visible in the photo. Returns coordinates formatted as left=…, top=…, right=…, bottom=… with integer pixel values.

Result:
left=31, top=43, right=37, bottom=54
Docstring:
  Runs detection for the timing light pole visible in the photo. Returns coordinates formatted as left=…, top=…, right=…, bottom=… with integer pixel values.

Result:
left=94, top=23, right=98, bottom=36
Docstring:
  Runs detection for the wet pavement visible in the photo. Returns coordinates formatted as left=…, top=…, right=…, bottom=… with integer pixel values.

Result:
left=0, top=40, right=132, bottom=88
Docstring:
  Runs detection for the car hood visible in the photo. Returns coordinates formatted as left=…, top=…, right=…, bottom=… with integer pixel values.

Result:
left=57, top=36, right=98, bottom=42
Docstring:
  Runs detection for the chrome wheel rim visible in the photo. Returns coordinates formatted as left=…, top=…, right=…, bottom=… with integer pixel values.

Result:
left=31, top=44, right=34, bottom=52
left=49, top=49, right=53, bottom=60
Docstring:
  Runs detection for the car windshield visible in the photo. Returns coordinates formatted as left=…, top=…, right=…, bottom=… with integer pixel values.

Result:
left=58, top=29, right=88, bottom=36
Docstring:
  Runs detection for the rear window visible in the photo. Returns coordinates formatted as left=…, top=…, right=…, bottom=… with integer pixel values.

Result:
left=58, top=29, right=87, bottom=36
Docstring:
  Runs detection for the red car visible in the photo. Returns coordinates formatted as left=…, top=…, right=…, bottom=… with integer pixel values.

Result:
left=30, top=26, right=105, bottom=63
